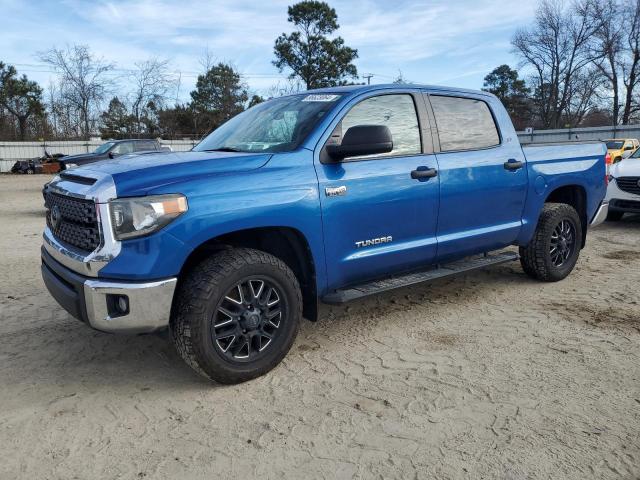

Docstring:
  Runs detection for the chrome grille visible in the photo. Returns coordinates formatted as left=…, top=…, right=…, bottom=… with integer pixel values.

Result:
left=44, top=190, right=101, bottom=252
left=616, top=176, right=640, bottom=196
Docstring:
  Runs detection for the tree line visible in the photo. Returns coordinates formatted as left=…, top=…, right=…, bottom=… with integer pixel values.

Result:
left=486, top=0, right=640, bottom=130
left=3, top=0, right=640, bottom=141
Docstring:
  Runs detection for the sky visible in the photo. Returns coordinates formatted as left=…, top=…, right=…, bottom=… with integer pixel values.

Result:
left=1, top=0, right=538, bottom=101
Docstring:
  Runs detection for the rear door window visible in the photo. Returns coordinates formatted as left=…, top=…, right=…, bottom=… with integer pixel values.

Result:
left=430, top=95, right=500, bottom=152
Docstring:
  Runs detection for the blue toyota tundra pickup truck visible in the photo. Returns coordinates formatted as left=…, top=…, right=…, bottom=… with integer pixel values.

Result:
left=41, top=84, right=609, bottom=383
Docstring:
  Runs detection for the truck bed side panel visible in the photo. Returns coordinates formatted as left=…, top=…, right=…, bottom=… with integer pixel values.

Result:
left=517, top=142, right=607, bottom=246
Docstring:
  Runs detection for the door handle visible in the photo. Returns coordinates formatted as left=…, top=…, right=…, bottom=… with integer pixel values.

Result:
left=411, top=168, right=438, bottom=180
left=504, top=159, right=524, bottom=171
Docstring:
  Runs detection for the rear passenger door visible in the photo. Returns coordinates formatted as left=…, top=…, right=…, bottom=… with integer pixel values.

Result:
left=425, top=93, right=527, bottom=261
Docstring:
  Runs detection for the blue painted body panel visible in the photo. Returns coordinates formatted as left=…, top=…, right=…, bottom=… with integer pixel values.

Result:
left=432, top=92, right=529, bottom=261
left=85, top=84, right=606, bottom=298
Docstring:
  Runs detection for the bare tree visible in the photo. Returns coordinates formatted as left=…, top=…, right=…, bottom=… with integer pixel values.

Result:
left=39, top=45, right=114, bottom=138
left=588, top=0, right=623, bottom=124
left=129, top=58, right=174, bottom=135
left=199, top=46, right=216, bottom=73
left=266, top=79, right=303, bottom=98
left=563, top=67, right=605, bottom=125
left=512, top=0, right=604, bottom=128
left=621, top=0, right=640, bottom=123
left=392, top=70, right=409, bottom=84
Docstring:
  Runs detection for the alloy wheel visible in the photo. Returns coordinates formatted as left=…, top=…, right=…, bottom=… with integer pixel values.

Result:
left=550, top=219, right=576, bottom=267
left=211, top=277, right=284, bottom=362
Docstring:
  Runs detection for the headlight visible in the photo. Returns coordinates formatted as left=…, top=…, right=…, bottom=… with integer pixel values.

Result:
left=109, top=194, right=188, bottom=240
left=65, top=163, right=78, bottom=169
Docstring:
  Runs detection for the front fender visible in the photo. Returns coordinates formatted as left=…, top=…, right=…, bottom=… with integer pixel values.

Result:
left=98, top=152, right=328, bottom=290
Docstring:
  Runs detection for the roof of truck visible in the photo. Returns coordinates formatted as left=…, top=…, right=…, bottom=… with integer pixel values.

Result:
left=304, top=83, right=491, bottom=97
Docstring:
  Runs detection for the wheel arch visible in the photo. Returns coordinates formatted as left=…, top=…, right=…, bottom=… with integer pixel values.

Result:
left=178, top=226, right=319, bottom=321
left=544, top=184, right=588, bottom=248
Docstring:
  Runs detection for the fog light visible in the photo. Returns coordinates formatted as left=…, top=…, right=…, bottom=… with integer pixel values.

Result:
left=117, top=296, right=128, bottom=313
left=107, top=294, right=129, bottom=317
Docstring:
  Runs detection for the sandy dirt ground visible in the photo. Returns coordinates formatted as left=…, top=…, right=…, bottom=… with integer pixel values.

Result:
left=0, top=174, right=639, bottom=480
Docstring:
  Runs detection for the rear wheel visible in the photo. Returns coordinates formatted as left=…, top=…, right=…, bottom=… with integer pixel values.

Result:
left=171, top=248, right=302, bottom=384
left=519, top=203, right=582, bottom=282
left=606, top=210, right=624, bottom=221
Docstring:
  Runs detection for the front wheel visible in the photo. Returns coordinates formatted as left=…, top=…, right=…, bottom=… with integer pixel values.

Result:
left=171, top=248, right=302, bottom=384
left=519, top=203, right=582, bottom=282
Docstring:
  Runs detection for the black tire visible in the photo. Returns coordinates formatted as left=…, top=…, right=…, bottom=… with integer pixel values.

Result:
left=519, top=203, right=582, bottom=282
left=171, top=248, right=302, bottom=384
left=606, top=210, right=624, bottom=222
left=26, top=168, right=35, bottom=174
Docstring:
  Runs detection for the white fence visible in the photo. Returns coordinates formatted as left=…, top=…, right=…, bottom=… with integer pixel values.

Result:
left=5, top=124, right=640, bottom=172
left=517, top=124, right=640, bottom=144
left=0, top=139, right=199, bottom=172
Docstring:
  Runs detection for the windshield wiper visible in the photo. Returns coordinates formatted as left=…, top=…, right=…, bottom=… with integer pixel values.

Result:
left=202, top=147, right=244, bottom=153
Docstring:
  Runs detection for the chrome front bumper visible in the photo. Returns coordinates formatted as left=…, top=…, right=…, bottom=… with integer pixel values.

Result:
left=42, top=248, right=176, bottom=334
left=590, top=201, right=609, bottom=227
left=84, top=277, right=177, bottom=333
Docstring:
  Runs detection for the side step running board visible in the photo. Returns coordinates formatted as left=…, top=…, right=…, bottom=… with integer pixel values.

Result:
left=322, top=251, right=519, bottom=304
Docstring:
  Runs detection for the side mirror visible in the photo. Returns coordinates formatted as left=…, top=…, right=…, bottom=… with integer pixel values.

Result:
left=326, top=125, right=393, bottom=161
left=108, top=152, right=115, bottom=159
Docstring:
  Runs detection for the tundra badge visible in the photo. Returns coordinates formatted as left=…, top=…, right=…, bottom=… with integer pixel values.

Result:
left=325, top=186, right=347, bottom=197
left=355, top=236, right=393, bottom=248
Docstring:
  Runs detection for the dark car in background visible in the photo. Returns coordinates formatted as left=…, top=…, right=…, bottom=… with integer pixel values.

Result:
left=60, top=139, right=169, bottom=170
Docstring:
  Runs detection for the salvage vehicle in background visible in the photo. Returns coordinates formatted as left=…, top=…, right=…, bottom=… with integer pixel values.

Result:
left=60, top=139, right=168, bottom=170
left=605, top=158, right=640, bottom=220
left=11, top=152, right=66, bottom=174
left=605, top=138, right=639, bottom=163
left=11, top=158, right=42, bottom=174
left=40, top=84, right=608, bottom=384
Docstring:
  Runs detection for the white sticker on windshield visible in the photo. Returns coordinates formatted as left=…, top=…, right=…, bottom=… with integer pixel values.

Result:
left=302, top=94, right=340, bottom=102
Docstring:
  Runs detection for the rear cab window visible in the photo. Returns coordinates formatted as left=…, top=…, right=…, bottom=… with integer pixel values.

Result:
left=429, top=95, right=500, bottom=152
left=136, top=141, right=157, bottom=151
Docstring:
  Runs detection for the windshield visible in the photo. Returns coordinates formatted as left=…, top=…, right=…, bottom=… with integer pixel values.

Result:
left=94, top=142, right=116, bottom=154
left=193, top=94, right=343, bottom=153
left=606, top=141, right=624, bottom=150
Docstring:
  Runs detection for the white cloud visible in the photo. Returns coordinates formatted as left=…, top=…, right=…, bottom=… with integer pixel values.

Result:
left=1, top=0, right=537, bottom=97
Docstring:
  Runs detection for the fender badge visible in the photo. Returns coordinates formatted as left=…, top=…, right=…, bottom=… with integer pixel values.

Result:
left=325, top=186, right=347, bottom=197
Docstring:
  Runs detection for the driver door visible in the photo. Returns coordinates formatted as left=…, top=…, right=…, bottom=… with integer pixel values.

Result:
left=315, top=92, right=440, bottom=290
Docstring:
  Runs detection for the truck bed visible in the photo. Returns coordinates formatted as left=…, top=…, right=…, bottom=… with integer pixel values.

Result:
left=522, top=141, right=606, bottom=165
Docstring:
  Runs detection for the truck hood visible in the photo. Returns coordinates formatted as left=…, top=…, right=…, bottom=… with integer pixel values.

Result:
left=74, top=151, right=272, bottom=197
left=60, top=152, right=105, bottom=163
left=611, top=158, right=640, bottom=177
